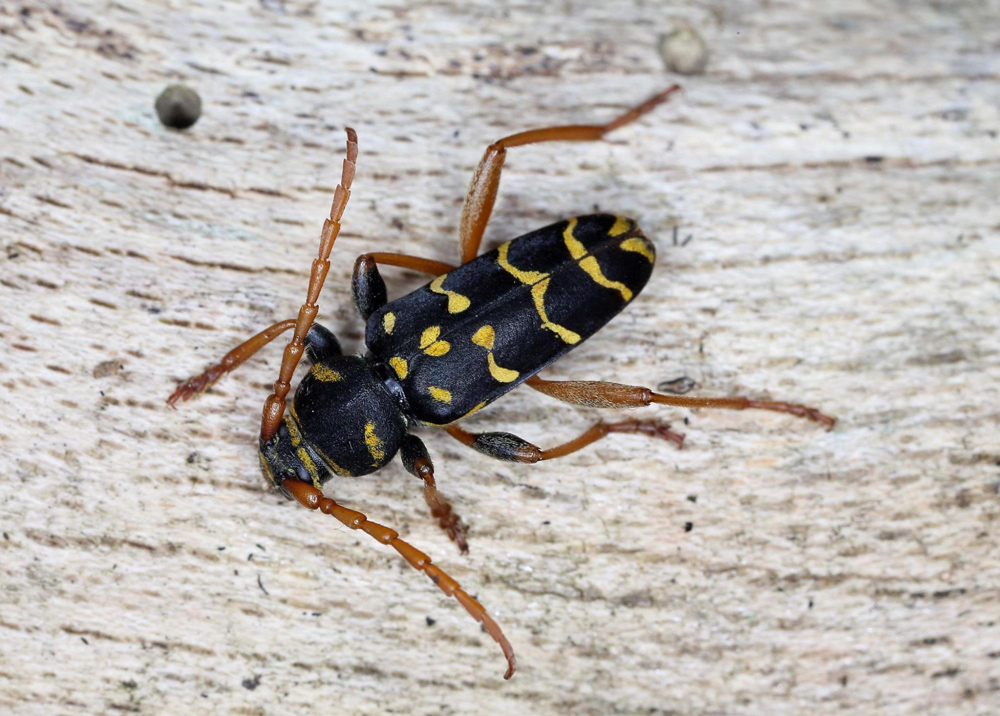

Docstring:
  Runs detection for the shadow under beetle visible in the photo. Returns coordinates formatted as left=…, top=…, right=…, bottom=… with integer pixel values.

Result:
left=168, top=85, right=834, bottom=679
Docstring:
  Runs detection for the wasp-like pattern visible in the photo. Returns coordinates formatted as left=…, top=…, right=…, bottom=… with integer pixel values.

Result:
left=169, top=86, right=834, bottom=680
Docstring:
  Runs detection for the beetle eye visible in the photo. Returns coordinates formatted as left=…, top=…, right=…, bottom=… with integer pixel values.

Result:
left=294, top=464, right=313, bottom=483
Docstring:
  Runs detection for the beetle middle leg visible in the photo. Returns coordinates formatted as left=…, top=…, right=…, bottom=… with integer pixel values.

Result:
left=458, top=85, right=681, bottom=264
left=282, top=478, right=515, bottom=679
left=352, top=252, right=457, bottom=320
left=444, top=420, right=685, bottom=463
left=400, top=434, right=469, bottom=553
left=525, top=376, right=836, bottom=429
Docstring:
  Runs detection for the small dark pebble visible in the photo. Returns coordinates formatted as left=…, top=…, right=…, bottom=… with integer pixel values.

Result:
left=242, top=675, right=261, bottom=690
left=657, top=376, right=698, bottom=395
left=426, top=616, right=436, bottom=627
left=155, top=84, right=202, bottom=129
left=684, top=521, right=693, bottom=532
left=686, top=495, right=697, bottom=503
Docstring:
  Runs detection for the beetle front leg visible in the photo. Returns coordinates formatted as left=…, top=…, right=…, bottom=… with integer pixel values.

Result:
left=167, top=321, right=341, bottom=406
left=400, top=434, right=469, bottom=553
left=525, top=376, right=836, bottom=430
left=444, top=420, right=685, bottom=463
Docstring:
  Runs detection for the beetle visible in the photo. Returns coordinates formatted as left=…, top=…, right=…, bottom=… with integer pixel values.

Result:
left=168, top=85, right=834, bottom=680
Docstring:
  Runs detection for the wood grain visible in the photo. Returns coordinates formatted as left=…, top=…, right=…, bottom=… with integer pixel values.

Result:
left=1, top=1, right=998, bottom=713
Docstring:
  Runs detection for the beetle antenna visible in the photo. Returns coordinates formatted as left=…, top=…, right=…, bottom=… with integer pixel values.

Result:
left=283, top=479, right=517, bottom=680
left=260, top=129, right=359, bottom=442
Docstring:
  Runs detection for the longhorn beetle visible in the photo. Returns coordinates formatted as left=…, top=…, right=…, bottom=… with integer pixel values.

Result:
left=168, top=85, right=834, bottom=680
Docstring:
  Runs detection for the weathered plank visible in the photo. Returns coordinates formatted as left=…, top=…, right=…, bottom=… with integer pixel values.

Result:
left=1, top=1, right=998, bottom=713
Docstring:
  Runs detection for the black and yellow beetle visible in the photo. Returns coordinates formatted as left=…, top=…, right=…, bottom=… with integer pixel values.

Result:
left=168, top=85, right=834, bottom=680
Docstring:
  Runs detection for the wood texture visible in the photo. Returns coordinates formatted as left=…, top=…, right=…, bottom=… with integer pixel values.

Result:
left=1, top=1, right=998, bottom=714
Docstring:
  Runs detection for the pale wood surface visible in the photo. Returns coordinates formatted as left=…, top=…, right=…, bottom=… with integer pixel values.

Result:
left=2, top=1, right=999, bottom=714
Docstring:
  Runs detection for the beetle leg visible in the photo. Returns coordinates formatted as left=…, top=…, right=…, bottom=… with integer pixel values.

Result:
left=525, top=376, right=836, bottom=430
left=445, top=420, right=685, bottom=463
left=352, top=253, right=458, bottom=321
left=400, top=434, right=469, bottom=553
left=168, top=319, right=296, bottom=406
left=459, top=85, right=681, bottom=264
left=261, top=128, right=358, bottom=442
left=167, top=322, right=341, bottom=406
left=282, top=479, right=515, bottom=680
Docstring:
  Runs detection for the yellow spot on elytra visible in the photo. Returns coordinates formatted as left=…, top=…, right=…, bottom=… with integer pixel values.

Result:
left=420, top=325, right=440, bottom=347
left=364, top=421, right=386, bottom=464
left=497, top=232, right=580, bottom=345
left=564, top=216, right=633, bottom=301
left=580, top=256, right=632, bottom=300
left=609, top=216, right=631, bottom=236
left=530, top=279, right=581, bottom=344
left=310, top=364, right=342, bottom=382
left=428, top=386, right=452, bottom=404
left=462, top=401, right=488, bottom=419
left=497, top=241, right=547, bottom=283
left=471, top=325, right=495, bottom=349
left=424, top=341, right=450, bottom=357
left=429, top=275, right=471, bottom=314
left=389, top=356, right=408, bottom=379
left=471, top=325, right=519, bottom=383
left=562, top=217, right=586, bottom=259
left=382, top=312, right=396, bottom=334
left=487, top=354, right=519, bottom=383
left=419, top=325, right=451, bottom=356
left=620, top=237, right=655, bottom=263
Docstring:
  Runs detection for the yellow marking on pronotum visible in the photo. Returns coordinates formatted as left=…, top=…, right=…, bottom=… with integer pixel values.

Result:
left=530, top=279, right=581, bottom=344
left=429, top=275, right=471, bottom=314
left=471, top=325, right=520, bottom=383
left=297, top=447, right=322, bottom=488
left=311, top=443, right=351, bottom=477
left=284, top=411, right=323, bottom=487
left=389, top=356, right=408, bottom=379
left=284, top=413, right=304, bottom=446
left=258, top=454, right=276, bottom=487
left=609, top=216, right=631, bottom=236
left=620, top=237, right=655, bottom=263
left=419, top=325, right=451, bottom=356
left=382, top=312, right=396, bottom=334
left=563, top=217, right=633, bottom=301
left=310, top=364, right=342, bottom=382
left=364, top=420, right=386, bottom=464
left=427, top=386, right=452, bottom=404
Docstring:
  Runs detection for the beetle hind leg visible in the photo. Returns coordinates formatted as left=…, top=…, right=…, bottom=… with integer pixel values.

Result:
left=282, top=479, right=515, bottom=679
left=525, top=376, right=836, bottom=429
left=458, top=85, right=681, bottom=264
